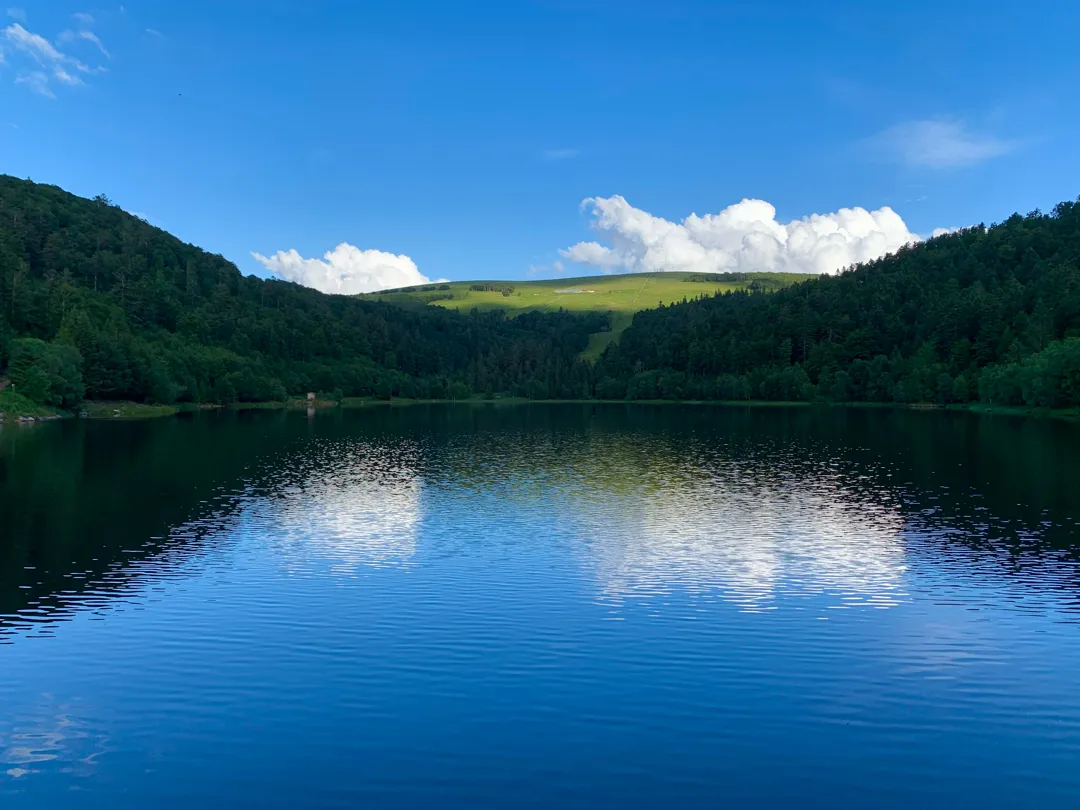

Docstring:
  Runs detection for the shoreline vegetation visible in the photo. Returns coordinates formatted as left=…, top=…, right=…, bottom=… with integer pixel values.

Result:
left=3, top=177, right=1080, bottom=424
left=3, top=390, right=1078, bottom=424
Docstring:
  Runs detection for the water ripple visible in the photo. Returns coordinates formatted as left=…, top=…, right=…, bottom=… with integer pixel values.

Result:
left=1, top=406, right=1079, bottom=808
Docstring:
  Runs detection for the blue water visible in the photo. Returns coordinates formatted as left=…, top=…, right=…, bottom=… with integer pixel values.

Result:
left=2, top=405, right=1079, bottom=807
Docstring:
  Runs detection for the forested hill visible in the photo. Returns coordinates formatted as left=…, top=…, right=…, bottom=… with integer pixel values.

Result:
left=594, top=200, right=1080, bottom=407
left=4, top=173, right=1079, bottom=412
left=0, top=175, right=605, bottom=405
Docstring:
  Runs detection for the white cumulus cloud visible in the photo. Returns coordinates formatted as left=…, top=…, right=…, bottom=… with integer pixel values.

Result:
left=252, top=243, right=431, bottom=295
left=560, top=195, right=923, bottom=276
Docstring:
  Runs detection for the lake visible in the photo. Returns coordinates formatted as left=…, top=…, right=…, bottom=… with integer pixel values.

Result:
left=2, top=404, right=1079, bottom=808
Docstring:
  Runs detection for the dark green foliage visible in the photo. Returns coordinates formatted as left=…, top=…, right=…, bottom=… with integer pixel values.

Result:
left=979, top=338, right=1080, bottom=407
left=0, top=176, right=603, bottom=404
left=8, top=337, right=84, bottom=408
left=595, top=201, right=1080, bottom=406
left=5, top=173, right=1079, bottom=410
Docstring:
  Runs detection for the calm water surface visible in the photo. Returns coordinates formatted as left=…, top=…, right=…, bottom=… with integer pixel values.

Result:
left=2, top=405, right=1079, bottom=808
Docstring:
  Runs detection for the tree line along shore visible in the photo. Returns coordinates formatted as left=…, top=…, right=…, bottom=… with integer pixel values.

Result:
left=2, top=175, right=1079, bottom=422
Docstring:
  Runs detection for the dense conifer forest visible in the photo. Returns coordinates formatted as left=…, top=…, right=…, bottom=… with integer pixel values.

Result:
left=595, top=200, right=1080, bottom=408
left=0, top=176, right=602, bottom=405
left=2, top=174, right=1079, bottom=411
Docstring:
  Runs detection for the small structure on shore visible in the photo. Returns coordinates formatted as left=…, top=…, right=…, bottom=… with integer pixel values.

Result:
left=306, top=392, right=316, bottom=403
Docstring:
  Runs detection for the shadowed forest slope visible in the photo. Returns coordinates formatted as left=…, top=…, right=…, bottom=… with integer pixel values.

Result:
left=593, top=201, right=1080, bottom=407
left=0, top=176, right=606, bottom=404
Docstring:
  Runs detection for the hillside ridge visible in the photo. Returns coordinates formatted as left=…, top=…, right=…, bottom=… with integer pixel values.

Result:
left=593, top=201, right=1080, bottom=407
left=0, top=175, right=604, bottom=408
left=3, top=173, right=1079, bottom=415
left=363, top=271, right=815, bottom=360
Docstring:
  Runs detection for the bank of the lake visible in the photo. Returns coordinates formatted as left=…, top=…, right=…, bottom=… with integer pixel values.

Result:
left=0, top=386, right=66, bottom=422
left=0, top=395, right=342, bottom=422
left=3, top=391, right=1080, bottom=425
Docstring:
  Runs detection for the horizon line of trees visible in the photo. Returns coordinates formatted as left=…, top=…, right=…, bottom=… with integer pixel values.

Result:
left=2, top=174, right=1079, bottom=412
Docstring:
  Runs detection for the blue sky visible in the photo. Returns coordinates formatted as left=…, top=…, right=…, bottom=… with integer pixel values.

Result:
left=2, top=0, right=1078, bottom=292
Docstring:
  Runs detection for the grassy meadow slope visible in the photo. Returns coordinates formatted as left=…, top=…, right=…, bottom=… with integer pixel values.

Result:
left=365, top=272, right=815, bottom=360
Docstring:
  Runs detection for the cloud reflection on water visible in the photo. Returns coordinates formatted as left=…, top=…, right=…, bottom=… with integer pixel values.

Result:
left=551, top=442, right=909, bottom=612
left=0, top=696, right=108, bottom=781
left=580, top=487, right=907, bottom=611
left=263, top=441, right=422, bottom=576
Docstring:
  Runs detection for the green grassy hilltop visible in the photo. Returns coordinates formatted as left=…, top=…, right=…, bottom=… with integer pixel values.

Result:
left=364, top=272, right=815, bottom=360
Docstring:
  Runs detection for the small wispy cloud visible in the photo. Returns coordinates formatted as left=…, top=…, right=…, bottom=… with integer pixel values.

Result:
left=72, top=12, right=94, bottom=25
left=15, top=69, right=52, bottom=97
left=6, top=22, right=67, bottom=62
left=866, top=119, right=1018, bottom=169
left=52, top=65, right=83, bottom=86
left=543, top=148, right=580, bottom=161
left=58, top=29, right=110, bottom=58
left=528, top=260, right=566, bottom=276
left=5, top=7, right=25, bottom=22
left=125, top=209, right=160, bottom=227
left=931, top=226, right=960, bottom=238
left=3, top=20, right=107, bottom=96
left=145, top=27, right=162, bottom=38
